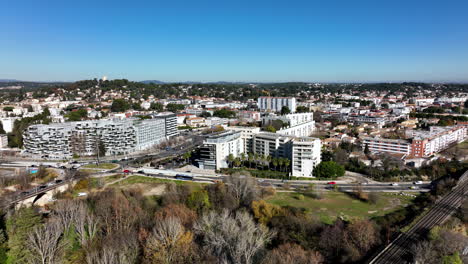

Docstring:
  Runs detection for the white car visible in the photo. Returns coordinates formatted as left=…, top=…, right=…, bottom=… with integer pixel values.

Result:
left=391, top=183, right=399, bottom=186
left=77, top=192, right=88, bottom=197
left=413, top=181, right=423, bottom=185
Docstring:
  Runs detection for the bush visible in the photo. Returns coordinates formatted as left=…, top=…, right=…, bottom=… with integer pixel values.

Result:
left=295, top=194, right=304, bottom=200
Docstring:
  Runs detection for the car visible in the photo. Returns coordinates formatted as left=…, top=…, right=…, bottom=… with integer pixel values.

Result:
left=47, top=182, right=55, bottom=186
left=413, top=181, right=423, bottom=185
left=77, top=192, right=88, bottom=197
left=39, top=185, right=47, bottom=189
left=20, top=191, right=29, bottom=195
left=391, top=183, right=399, bottom=186
left=123, top=169, right=131, bottom=173
left=409, top=186, right=419, bottom=190
left=327, top=181, right=336, bottom=185
left=55, top=179, right=63, bottom=183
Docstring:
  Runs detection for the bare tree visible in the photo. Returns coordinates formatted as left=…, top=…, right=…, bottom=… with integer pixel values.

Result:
left=262, top=243, right=324, bottom=264
left=194, top=209, right=275, bottom=264
left=85, top=231, right=139, bottom=264
left=224, top=172, right=259, bottom=207
left=27, top=219, right=66, bottom=264
left=144, top=217, right=194, bottom=264
left=75, top=213, right=100, bottom=246
left=52, top=199, right=86, bottom=229
left=411, top=241, right=437, bottom=264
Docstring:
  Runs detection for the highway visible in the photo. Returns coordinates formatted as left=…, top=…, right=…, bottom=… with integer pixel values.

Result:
left=368, top=170, right=468, bottom=264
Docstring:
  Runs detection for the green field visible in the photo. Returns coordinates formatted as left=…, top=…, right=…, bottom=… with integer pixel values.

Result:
left=266, top=191, right=414, bottom=224
left=111, top=175, right=205, bottom=190
left=82, top=163, right=119, bottom=170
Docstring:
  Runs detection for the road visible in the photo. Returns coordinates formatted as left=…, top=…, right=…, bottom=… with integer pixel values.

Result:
left=368, top=170, right=468, bottom=264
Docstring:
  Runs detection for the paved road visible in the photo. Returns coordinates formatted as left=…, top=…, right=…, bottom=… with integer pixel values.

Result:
left=368, top=171, right=468, bottom=264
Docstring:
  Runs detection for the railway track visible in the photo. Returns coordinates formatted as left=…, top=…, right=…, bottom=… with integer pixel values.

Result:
left=369, top=171, right=468, bottom=264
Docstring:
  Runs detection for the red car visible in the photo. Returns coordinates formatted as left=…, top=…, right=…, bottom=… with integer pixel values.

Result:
left=327, top=181, right=336, bottom=185
left=123, top=169, right=131, bottom=173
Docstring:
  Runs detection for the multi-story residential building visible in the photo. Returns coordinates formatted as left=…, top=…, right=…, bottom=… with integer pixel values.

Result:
left=253, top=132, right=293, bottom=158
left=348, top=115, right=387, bottom=128
left=0, top=117, right=19, bottom=133
left=291, top=137, right=322, bottom=177
left=186, top=117, right=206, bottom=127
left=153, top=112, right=179, bottom=138
left=226, top=126, right=261, bottom=153
left=23, top=118, right=167, bottom=159
left=258, top=96, right=297, bottom=113
left=197, top=131, right=243, bottom=170
left=363, top=125, right=467, bottom=158
left=237, top=110, right=261, bottom=122
left=409, top=126, right=467, bottom=157
left=262, top=112, right=316, bottom=137
left=362, top=137, right=412, bottom=155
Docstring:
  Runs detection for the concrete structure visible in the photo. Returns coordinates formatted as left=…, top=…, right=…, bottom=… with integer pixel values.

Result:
left=186, top=117, right=206, bottom=127
left=258, top=96, right=297, bottom=113
left=23, top=118, right=169, bottom=159
left=197, top=131, right=243, bottom=170
left=0, top=117, right=18, bottom=133
left=237, top=110, right=261, bottom=122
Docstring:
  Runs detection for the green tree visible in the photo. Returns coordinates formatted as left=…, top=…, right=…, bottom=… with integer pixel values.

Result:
left=313, top=161, right=345, bottom=179
left=442, top=252, right=462, bottom=264
left=213, top=109, right=236, bottom=118
left=296, top=106, right=309, bottom=113
left=199, top=111, right=212, bottom=118
left=186, top=190, right=211, bottom=213
left=150, top=102, right=164, bottom=112
left=264, top=125, right=276, bottom=133
left=183, top=151, right=192, bottom=164
left=110, top=99, right=130, bottom=112
left=280, top=106, right=291, bottom=115
left=2, top=107, right=13, bottom=112
left=166, top=103, right=185, bottom=113
left=0, top=122, right=5, bottom=134
left=227, top=154, right=235, bottom=168
left=6, top=207, right=42, bottom=264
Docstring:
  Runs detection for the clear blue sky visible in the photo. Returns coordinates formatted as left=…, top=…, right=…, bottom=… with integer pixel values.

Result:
left=1, top=0, right=468, bottom=83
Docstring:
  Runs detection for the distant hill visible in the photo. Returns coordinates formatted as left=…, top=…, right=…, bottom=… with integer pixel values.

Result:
left=0, top=79, right=20, bottom=82
left=140, top=80, right=165, bottom=84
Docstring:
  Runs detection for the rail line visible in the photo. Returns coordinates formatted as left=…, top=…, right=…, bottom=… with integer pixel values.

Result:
left=369, top=171, right=468, bottom=264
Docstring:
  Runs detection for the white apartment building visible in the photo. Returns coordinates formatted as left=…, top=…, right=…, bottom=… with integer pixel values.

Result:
left=0, top=117, right=19, bottom=133
left=291, top=137, right=322, bottom=177
left=363, top=125, right=467, bottom=158
left=253, top=133, right=293, bottom=158
left=153, top=113, right=179, bottom=138
left=197, top=131, right=243, bottom=170
left=262, top=112, right=316, bottom=137
left=258, top=97, right=297, bottom=113
left=226, top=126, right=261, bottom=153
left=23, top=118, right=172, bottom=159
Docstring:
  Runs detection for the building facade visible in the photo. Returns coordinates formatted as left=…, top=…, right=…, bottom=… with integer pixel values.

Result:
left=291, top=137, right=322, bottom=177
left=363, top=125, right=468, bottom=158
left=23, top=118, right=168, bottom=159
left=258, top=97, right=297, bottom=113
left=197, top=131, right=243, bottom=170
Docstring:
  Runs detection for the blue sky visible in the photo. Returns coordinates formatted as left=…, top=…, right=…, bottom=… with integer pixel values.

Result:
left=1, top=0, right=468, bottom=82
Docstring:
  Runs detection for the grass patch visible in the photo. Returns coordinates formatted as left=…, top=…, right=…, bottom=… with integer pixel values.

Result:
left=111, top=175, right=205, bottom=190
left=82, top=163, right=119, bottom=170
left=266, top=191, right=414, bottom=223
